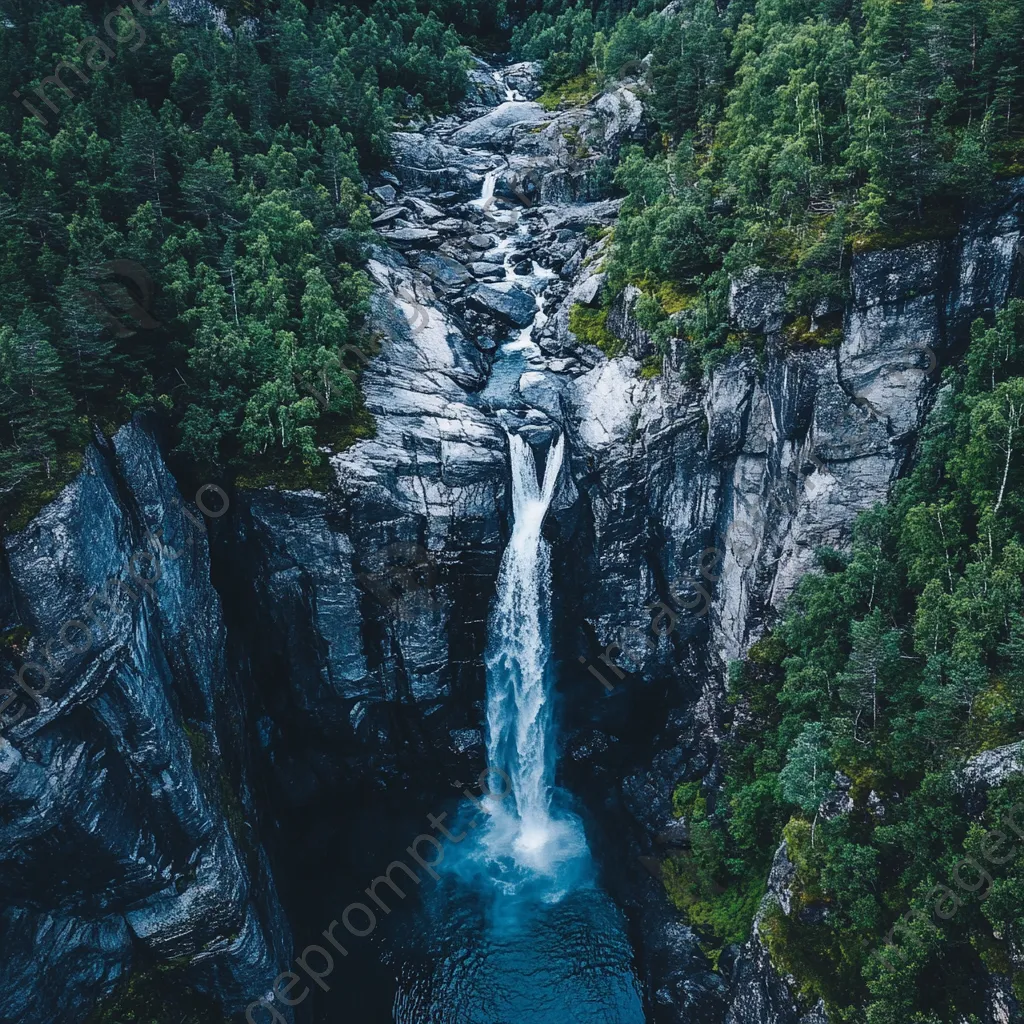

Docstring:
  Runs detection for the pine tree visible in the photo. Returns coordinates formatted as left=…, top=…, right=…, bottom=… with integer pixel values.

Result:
left=0, top=311, right=75, bottom=488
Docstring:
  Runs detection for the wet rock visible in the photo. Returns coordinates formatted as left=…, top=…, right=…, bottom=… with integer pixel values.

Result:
left=639, top=878, right=728, bottom=1024
left=450, top=101, right=551, bottom=149
left=566, top=729, right=610, bottom=761
left=466, top=68, right=506, bottom=107
left=466, top=284, right=537, bottom=327
left=391, top=132, right=496, bottom=193
left=654, top=817, right=689, bottom=848
left=448, top=728, right=482, bottom=754
left=467, top=261, right=506, bottom=280
left=519, top=370, right=564, bottom=420
left=408, top=252, right=473, bottom=288
left=380, top=227, right=441, bottom=249
left=501, top=61, right=543, bottom=101
left=722, top=844, right=801, bottom=1024
left=467, top=233, right=496, bottom=250
left=0, top=908, right=131, bottom=1024
left=548, top=357, right=578, bottom=373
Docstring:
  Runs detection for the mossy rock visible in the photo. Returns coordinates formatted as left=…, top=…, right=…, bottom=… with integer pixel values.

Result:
left=568, top=303, right=622, bottom=357
left=87, top=964, right=228, bottom=1024
left=5, top=450, right=85, bottom=532
left=536, top=72, right=599, bottom=111
left=782, top=316, right=842, bottom=348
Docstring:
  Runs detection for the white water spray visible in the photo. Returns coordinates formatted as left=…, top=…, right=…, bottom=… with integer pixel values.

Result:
left=493, top=69, right=524, bottom=103
left=472, top=168, right=499, bottom=212
left=483, top=433, right=586, bottom=876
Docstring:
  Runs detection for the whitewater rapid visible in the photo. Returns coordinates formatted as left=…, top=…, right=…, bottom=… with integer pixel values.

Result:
left=478, top=433, right=587, bottom=882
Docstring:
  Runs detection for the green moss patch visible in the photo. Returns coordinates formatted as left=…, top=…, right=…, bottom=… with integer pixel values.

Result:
left=568, top=303, right=622, bottom=357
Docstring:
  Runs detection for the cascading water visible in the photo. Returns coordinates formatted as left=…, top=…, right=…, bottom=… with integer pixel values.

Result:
left=482, top=433, right=584, bottom=876
left=332, top=60, right=645, bottom=1024
left=382, top=431, right=644, bottom=1022
left=472, top=168, right=499, bottom=212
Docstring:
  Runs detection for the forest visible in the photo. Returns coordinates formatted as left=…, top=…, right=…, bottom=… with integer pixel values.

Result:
left=3, top=0, right=1024, bottom=512
left=671, top=301, right=1024, bottom=1023
left=4, top=0, right=1024, bottom=1018
left=0, top=0, right=481, bottom=524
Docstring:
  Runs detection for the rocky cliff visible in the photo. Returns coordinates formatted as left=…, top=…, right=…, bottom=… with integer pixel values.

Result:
left=2, top=55, right=1023, bottom=1024
left=0, top=421, right=291, bottom=1022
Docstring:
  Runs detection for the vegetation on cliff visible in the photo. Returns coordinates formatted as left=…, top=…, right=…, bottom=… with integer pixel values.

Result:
left=0, top=0, right=477, bottom=521
left=519, top=0, right=1024, bottom=369
left=675, top=301, right=1024, bottom=1021
left=5, top=0, right=1023, bottom=515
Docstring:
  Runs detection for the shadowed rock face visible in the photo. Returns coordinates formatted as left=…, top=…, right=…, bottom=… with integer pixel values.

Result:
left=3, top=50, right=1023, bottom=1024
left=0, top=419, right=292, bottom=1023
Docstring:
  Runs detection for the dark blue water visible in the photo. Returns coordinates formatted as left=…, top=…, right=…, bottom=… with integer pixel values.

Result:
left=390, top=866, right=645, bottom=1023
left=303, top=787, right=645, bottom=1023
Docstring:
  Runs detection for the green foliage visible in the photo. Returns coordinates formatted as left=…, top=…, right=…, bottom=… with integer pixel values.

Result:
left=672, top=779, right=701, bottom=818
left=0, top=0, right=475, bottom=521
left=779, top=722, right=833, bottom=817
left=536, top=71, right=597, bottom=110
left=782, top=315, right=843, bottom=348
left=568, top=302, right=620, bottom=356
left=597, top=0, right=1024, bottom=373
left=694, top=300, right=1024, bottom=1018
left=663, top=850, right=765, bottom=945
left=87, top=962, right=226, bottom=1024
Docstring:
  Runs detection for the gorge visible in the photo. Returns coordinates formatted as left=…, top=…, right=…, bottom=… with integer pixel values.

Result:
left=3, top=26, right=1024, bottom=1024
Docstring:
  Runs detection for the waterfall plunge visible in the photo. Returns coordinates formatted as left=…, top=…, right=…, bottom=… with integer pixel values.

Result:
left=481, top=433, right=586, bottom=881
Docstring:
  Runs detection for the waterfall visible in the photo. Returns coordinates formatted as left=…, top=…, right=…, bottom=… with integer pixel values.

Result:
left=472, top=169, right=499, bottom=212
left=492, top=69, right=523, bottom=102
left=483, top=433, right=585, bottom=877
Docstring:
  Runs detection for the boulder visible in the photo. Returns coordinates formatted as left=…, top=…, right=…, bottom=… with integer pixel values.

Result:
left=407, top=252, right=473, bottom=289
left=371, top=206, right=406, bottom=225
left=380, top=227, right=441, bottom=250
left=500, top=62, right=543, bottom=101
left=404, top=197, right=445, bottom=222
left=518, top=370, right=563, bottom=419
left=450, top=101, right=551, bottom=149
left=960, top=741, right=1024, bottom=792
left=468, top=262, right=506, bottom=280
left=466, top=284, right=537, bottom=327
left=432, top=218, right=465, bottom=234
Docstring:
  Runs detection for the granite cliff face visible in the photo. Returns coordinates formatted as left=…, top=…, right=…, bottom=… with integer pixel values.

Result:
left=2, top=56, right=1023, bottom=1024
left=0, top=421, right=291, bottom=1023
